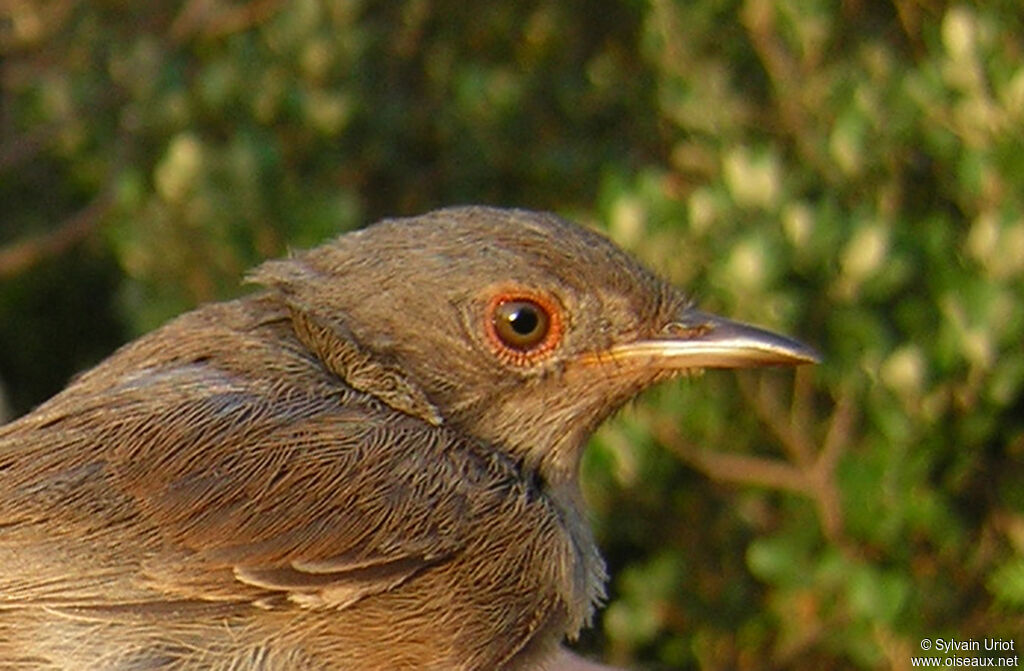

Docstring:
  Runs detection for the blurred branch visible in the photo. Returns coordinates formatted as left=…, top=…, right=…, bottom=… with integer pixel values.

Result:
left=738, top=369, right=818, bottom=467
left=171, top=0, right=285, bottom=43
left=810, top=389, right=854, bottom=543
left=0, top=122, right=62, bottom=172
left=0, top=190, right=112, bottom=278
left=891, top=0, right=926, bottom=53
left=660, top=430, right=810, bottom=493
left=0, top=0, right=76, bottom=55
left=736, top=371, right=856, bottom=543
left=741, top=0, right=829, bottom=174
left=656, top=372, right=856, bottom=545
left=0, top=375, right=10, bottom=426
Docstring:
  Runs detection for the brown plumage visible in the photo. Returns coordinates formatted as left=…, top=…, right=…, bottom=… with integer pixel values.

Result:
left=0, top=207, right=816, bottom=669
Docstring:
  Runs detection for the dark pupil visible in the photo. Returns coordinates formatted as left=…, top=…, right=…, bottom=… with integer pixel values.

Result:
left=508, top=306, right=539, bottom=335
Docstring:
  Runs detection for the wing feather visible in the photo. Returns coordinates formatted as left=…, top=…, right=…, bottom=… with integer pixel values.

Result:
left=0, top=305, right=483, bottom=612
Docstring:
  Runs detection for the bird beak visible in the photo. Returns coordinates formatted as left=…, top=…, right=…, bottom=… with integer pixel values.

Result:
left=580, top=309, right=820, bottom=370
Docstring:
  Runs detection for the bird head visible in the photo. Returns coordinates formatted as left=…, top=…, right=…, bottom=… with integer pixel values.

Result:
left=250, top=207, right=817, bottom=486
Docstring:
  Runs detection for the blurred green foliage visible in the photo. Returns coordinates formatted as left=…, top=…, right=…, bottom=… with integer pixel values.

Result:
left=2, top=1, right=1022, bottom=668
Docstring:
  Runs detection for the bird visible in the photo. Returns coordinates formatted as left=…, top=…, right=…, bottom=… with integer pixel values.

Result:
left=0, top=206, right=817, bottom=670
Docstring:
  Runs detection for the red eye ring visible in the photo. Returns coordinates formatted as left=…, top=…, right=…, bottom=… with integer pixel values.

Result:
left=484, top=292, right=563, bottom=365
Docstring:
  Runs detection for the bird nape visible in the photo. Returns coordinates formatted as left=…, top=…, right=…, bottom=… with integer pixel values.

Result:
left=0, top=206, right=817, bottom=670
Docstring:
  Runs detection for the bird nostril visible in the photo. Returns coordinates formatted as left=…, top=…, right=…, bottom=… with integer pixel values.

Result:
left=660, top=321, right=713, bottom=339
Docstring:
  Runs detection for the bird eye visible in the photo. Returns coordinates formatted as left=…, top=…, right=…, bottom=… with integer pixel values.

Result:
left=485, top=294, right=561, bottom=364
left=492, top=300, right=550, bottom=350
